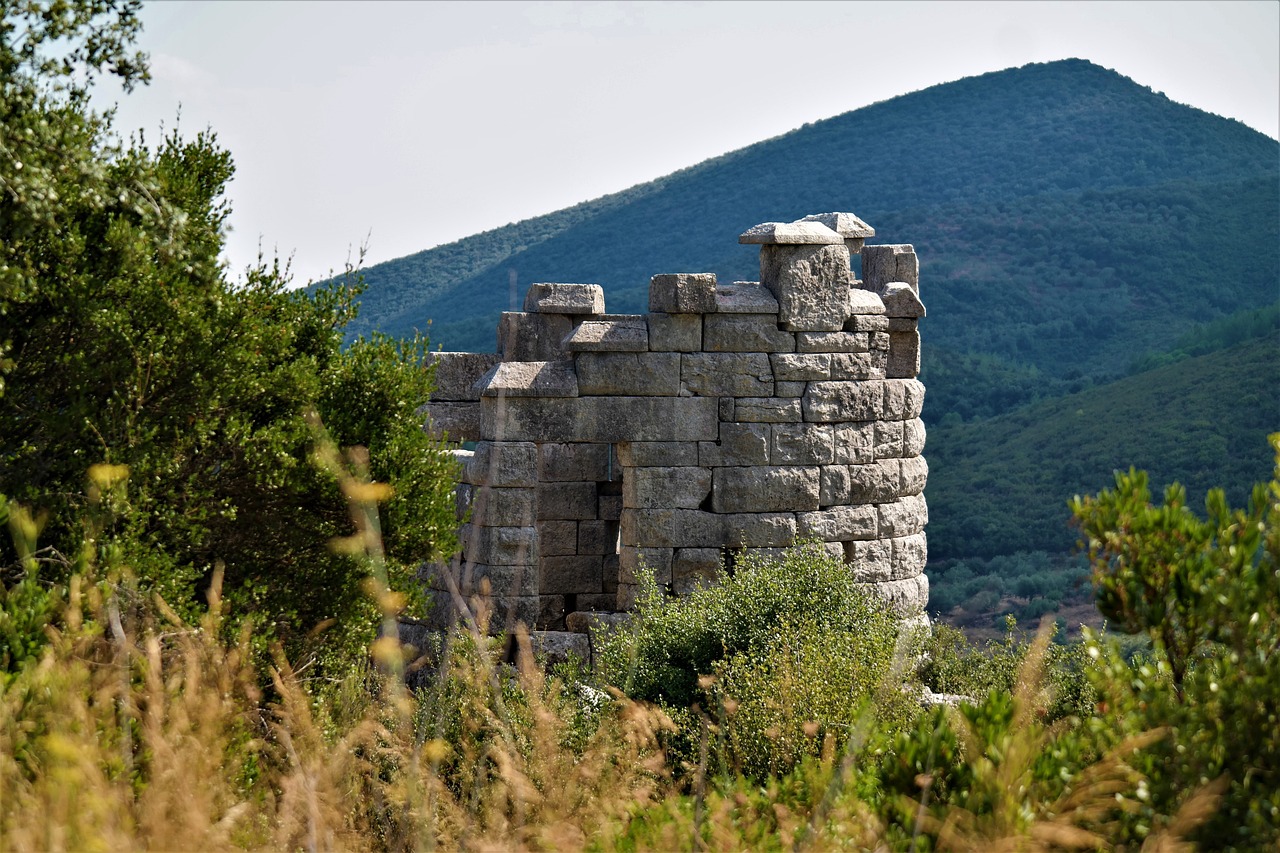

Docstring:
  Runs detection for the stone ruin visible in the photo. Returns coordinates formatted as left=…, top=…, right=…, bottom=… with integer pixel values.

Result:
left=419, top=212, right=928, bottom=643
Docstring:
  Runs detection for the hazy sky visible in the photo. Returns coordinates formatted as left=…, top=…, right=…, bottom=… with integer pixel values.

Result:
left=95, top=1, right=1280, bottom=286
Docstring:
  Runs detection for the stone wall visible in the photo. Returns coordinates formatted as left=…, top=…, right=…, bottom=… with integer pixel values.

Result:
left=421, top=212, right=928, bottom=631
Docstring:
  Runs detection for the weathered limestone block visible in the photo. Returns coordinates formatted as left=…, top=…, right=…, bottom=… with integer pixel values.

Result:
left=830, top=351, right=885, bottom=381
left=598, top=494, right=623, bottom=521
left=847, top=288, right=886, bottom=316
left=878, top=494, right=928, bottom=538
left=438, top=561, right=538, bottom=601
left=681, top=353, right=773, bottom=397
left=803, top=381, right=884, bottom=422
left=703, top=313, right=796, bottom=353
left=890, top=533, right=927, bottom=580
left=900, top=456, right=929, bottom=496
left=541, top=556, right=603, bottom=594
left=524, top=282, right=606, bottom=314
left=616, top=584, right=640, bottom=610
left=771, top=423, right=835, bottom=465
left=620, top=509, right=796, bottom=548
left=576, top=352, right=682, bottom=396
left=463, top=441, right=538, bottom=487
left=481, top=396, right=719, bottom=443
left=739, top=221, right=843, bottom=245
left=760, top=243, right=852, bottom=332
left=903, top=418, right=927, bottom=456
left=733, top=397, right=802, bottom=423
left=537, top=481, right=597, bottom=520
left=649, top=273, right=717, bottom=314
left=648, top=312, right=702, bottom=352
left=618, top=546, right=673, bottom=585
left=881, top=282, right=925, bottom=319
left=467, top=486, right=536, bottom=527
left=834, top=422, right=876, bottom=464
left=563, top=318, right=649, bottom=352
left=772, top=353, right=832, bottom=382
left=871, top=331, right=891, bottom=351
left=623, top=466, right=712, bottom=509
left=617, top=441, right=699, bottom=467
left=538, top=520, right=579, bottom=557
left=858, top=575, right=928, bottom=616
left=887, top=318, right=917, bottom=332
left=721, top=512, right=798, bottom=547
left=712, top=466, right=820, bottom=513
left=715, top=281, right=779, bottom=314
left=527, top=630, right=591, bottom=665
left=498, top=312, right=574, bottom=362
left=699, top=422, right=770, bottom=467
left=887, top=330, right=921, bottom=379
left=775, top=381, right=806, bottom=397
left=881, top=379, right=926, bottom=420
left=861, top=244, right=919, bottom=294
left=820, top=464, right=851, bottom=506
left=874, top=420, right=904, bottom=459
left=845, top=314, right=891, bottom=332
left=799, top=212, right=875, bottom=253
left=477, top=360, right=578, bottom=398
left=673, top=548, right=721, bottom=594
left=797, top=331, right=870, bottom=353
left=538, top=442, right=610, bottom=482
left=423, top=401, right=481, bottom=441
left=796, top=504, right=878, bottom=541
left=846, top=539, right=892, bottom=582
left=428, top=352, right=503, bottom=401
left=577, top=520, right=618, bottom=555
left=847, top=459, right=903, bottom=503
left=490, top=596, right=543, bottom=629
left=459, top=524, right=539, bottom=567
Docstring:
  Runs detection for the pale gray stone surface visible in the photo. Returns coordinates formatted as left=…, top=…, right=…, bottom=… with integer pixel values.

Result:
left=712, top=466, right=820, bottom=513
left=699, top=422, right=771, bottom=467
left=830, top=351, right=885, bottom=381
left=623, top=466, right=712, bottom=509
left=878, top=494, right=928, bottom=537
left=715, top=281, right=779, bottom=314
left=617, top=441, right=699, bottom=467
left=538, top=520, right=579, bottom=557
left=847, top=539, right=892, bottom=582
left=523, top=282, right=606, bottom=314
left=900, top=456, right=928, bottom=495
left=881, top=282, right=925, bottom=319
left=466, top=486, right=536, bottom=527
left=799, top=212, right=875, bottom=239
left=775, top=381, right=806, bottom=397
left=618, top=545, right=673, bottom=585
left=903, top=418, right=927, bottom=456
left=760, top=243, right=852, bottom=332
left=538, top=442, right=611, bottom=482
left=861, top=245, right=919, bottom=293
left=887, top=318, right=918, bottom=332
left=797, top=331, right=870, bottom=353
left=848, top=288, right=886, bottom=315
left=887, top=330, right=921, bottom=379
left=703, top=313, right=796, bottom=353
left=820, top=464, right=851, bottom=506
left=423, top=401, right=481, bottom=442
left=771, top=353, right=832, bottom=382
left=540, top=556, right=603, bottom=594
left=871, top=332, right=891, bottom=351
left=621, top=508, right=796, bottom=548
left=847, top=460, right=903, bottom=503
left=874, top=420, right=904, bottom=459
left=803, top=381, right=884, bottom=422
left=771, top=423, right=835, bottom=465
left=649, top=273, right=717, bottom=314
left=834, top=421, right=876, bottom=464
left=527, top=630, right=591, bottom=665
left=563, top=319, right=649, bottom=352
left=796, top=504, right=878, bottom=541
left=481, top=396, right=719, bottom=443
left=536, top=482, right=598, bottom=520
left=498, top=312, right=573, bottom=362
left=890, top=533, right=928, bottom=580
left=576, top=352, right=682, bottom=396
left=459, top=524, right=539, bottom=567
left=844, top=314, right=891, bottom=332
left=681, top=353, right=774, bottom=397
left=739, top=221, right=843, bottom=245
left=477, top=360, right=579, bottom=398
left=881, top=379, right=926, bottom=420
left=463, top=441, right=539, bottom=487
left=647, top=312, right=702, bottom=351
left=733, top=397, right=802, bottom=423
left=673, top=548, right=721, bottom=593
left=428, top=352, right=504, bottom=401
left=858, top=575, right=928, bottom=615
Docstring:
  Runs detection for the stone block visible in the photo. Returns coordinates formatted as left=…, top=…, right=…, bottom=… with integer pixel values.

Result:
left=468, top=485, right=537, bottom=528
left=673, top=548, right=722, bottom=594
left=444, top=560, right=538, bottom=598
left=477, top=360, right=578, bottom=398
left=890, top=533, right=927, bottom=580
left=819, top=465, right=851, bottom=507
left=623, top=466, right=712, bottom=509
left=797, top=331, right=869, bottom=353
left=874, top=420, right=904, bottom=459
left=536, top=597, right=567, bottom=631
left=563, top=318, right=648, bottom=352
left=733, top=397, right=802, bottom=423
left=577, top=519, right=618, bottom=555
left=775, top=381, right=806, bottom=397
left=739, top=221, right=843, bottom=245
left=887, top=330, right=921, bottom=379
left=760, top=243, right=852, bottom=332
left=881, top=379, right=926, bottom=420
left=576, top=352, right=682, bottom=396
left=538, top=442, right=610, bottom=482
left=428, top=352, right=504, bottom=401
left=523, top=282, right=605, bottom=314
left=844, top=314, right=890, bottom=332
left=771, top=353, right=832, bottom=382
left=887, top=318, right=918, bottom=332
left=528, top=630, right=591, bottom=665
left=712, top=466, right=820, bottom=513
left=881, top=282, right=925, bottom=319
left=715, top=281, right=779, bottom=313
left=538, top=520, right=579, bottom=557
left=598, top=494, right=622, bottom=521
left=459, top=525, right=539, bottom=567
left=455, top=483, right=473, bottom=521
left=803, top=381, right=884, bottom=422
left=537, top=481, right=598, bottom=520
left=903, top=418, right=927, bottom=456
left=846, top=539, right=892, bottom=582
left=620, top=508, right=796, bottom=548
left=847, top=288, right=886, bottom=316
left=857, top=575, right=928, bottom=616
left=616, top=584, right=640, bottom=610
left=718, top=397, right=736, bottom=422
left=871, top=332, right=891, bottom=351
left=834, top=422, right=875, bottom=464
left=618, top=546, right=673, bottom=585
left=648, top=312, right=702, bottom=351
left=573, top=593, right=619, bottom=613
left=703, top=313, right=796, bottom=353
left=771, top=423, right=835, bottom=465
left=649, top=273, right=717, bottom=314
left=720, top=512, right=798, bottom=548
left=423, top=401, right=481, bottom=441
left=795, top=504, right=878, bottom=541
left=463, top=441, right=538, bottom=487
left=799, top=212, right=875, bottom=240
left=681, top=353, right=773, bottom=397
left=877, top=494, right=928, bottom=538
left=541, top=556, right=604, bottom=594
left=900, top=455, right=929, bottom=496
left=482, top=396, right=719, bottom=443
left=489, top=596, right=543, bottom=631
left=830, top=352, right=884, bottom=381
left=617, top=440, right=699, bottom=467
left=847, top=460, right=902, bottom=503
left=699, top=422, right=771, bottom=467
left=498, top=312, right=574, bottom=362
left=861, top=245, right=918, bottom=293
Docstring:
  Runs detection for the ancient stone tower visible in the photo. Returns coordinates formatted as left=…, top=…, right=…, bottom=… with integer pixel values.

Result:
left=421, top=212, right=927, bottom=632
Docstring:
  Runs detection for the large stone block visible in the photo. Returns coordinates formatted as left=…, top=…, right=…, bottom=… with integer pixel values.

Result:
left=428, top=352, right=503, bottom=401
left=846, top=539, right=892, bottom=582
left=673, top=548, right=721, bottom=593
left=799, top=212, right=875, bottom=249
left=477, top=360, right=578, bottom=398
left=771, top=423, right=835, bottom=465
left=890, top=533, right=927, bottom=580
left=877, top=494, right=928, bottom=538
left=873, top=420, right=904, bottom=459
left=861, top=244, right=919, bottom=293
left=498, top=312, right=574, bottom=362
left=463, top=441, right=539, bottom=487
left=598, top=494, right=622, bottom=521
left=712, top=466, right=820, bottom=513
left=438, top=560, right=538, bottom=600
left=847, top=288, right=886, bottom=316
left=847, top=460, right=903, bottom=503
left=458, top=525, right=539, bottom=567
left=423, top=401, right=481, bottom=442
left=857, top=575, right=928, bottom=616
left=523, top=282, right=606, bottom=314
left=881, top=282, right=925, bottom=319
left=903, top=418, right=927, bottom=456
left=576, top=352, right=682, bottom=396
left=681, top=353, right=773, bottom=397
left=703, top=313, right=796, bottom=353
left=528, top=629, right=591, bottom=664
left=830, top=352, right=884, bottom=381
left=733, top=397, right=802, bottom=423
left=541, top=556, right=604, bottom=594
left=623, top=466, right=712, bottom=509
left=481, top=396, right=719, bottom=443
left=537, top=481, right=598, bottom=520
left=739, top=221, right=843, bottom=245
left=900, top=455, right=929, bottom=496
left=620, top=508, right=795, bottom=548
left=820, top=464, right=851, bottom=506
left=887, top=330, right=921, bottom=379
left=881, top=379, right=926, bottom=420
left=536, top=597, right=567, bottom=631
left=834, top=422, right=875, bottom=464
left=803, top=381, right=884, bottom=422
left=760, top=243, right=852, bottom=332
left=771, top=353, right=832, bottom=382
left=617, top=440, right=699, bottom=467
left=538, top=442, right=611, bottom=482
left=467, top=485, right=536, bottom=527
left=618, top=545, right=673, bottom=585
left=720, top=512, right=798, bottom=547
left=563, top=318, right=648, bottom=352
left=649, top=273, right=717, bottom=314
left=577, top=519, right=618, bottom=555
left=715, top=281, right=779, bottom=314
left=797, top=331, right=870, bottom=353
left=699, top=422, right=771, bottom=467
left=795, top=504, right=878, bottom=541
left=538, top=520, right=579, bottom=557
left=844, top=314, right=890, bottom=333
left=647, top=312, right=702, bottom=352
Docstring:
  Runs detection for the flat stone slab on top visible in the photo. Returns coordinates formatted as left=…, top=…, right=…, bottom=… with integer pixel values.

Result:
left=524, top=283, right=606, bottom=315
left=739, top=221, right=843, bottom=245
left=799, top=212, right=876, bottom=239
